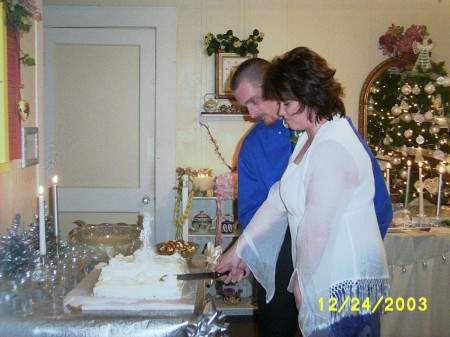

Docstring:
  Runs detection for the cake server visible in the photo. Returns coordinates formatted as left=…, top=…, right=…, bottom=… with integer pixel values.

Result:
left=176, top=271, right=229, bottom=280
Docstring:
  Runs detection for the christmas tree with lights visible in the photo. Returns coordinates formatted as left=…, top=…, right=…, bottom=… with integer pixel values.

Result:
left=368, top=24, right=449, bottom=207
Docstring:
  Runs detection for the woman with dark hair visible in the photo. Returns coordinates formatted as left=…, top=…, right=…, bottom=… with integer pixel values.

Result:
left=217, top=47, right=390, bottom=337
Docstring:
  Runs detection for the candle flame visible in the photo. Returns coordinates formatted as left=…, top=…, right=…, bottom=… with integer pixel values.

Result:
left=418, top=162, right=423, bottom=168
left=38, top=186, right=44, bottom=195
left=439, top=166, right=445, bottom=174
left=52, top=175, right=58, bottom=184
left=407, top=160, right=412, bottom=166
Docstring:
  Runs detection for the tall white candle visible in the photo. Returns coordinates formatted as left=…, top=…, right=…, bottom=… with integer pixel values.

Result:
left=437, top=166, right=445, bottom=217
left=418, top=162, right=424, bottom=217
left=52, top=176, right=59, bottom=239
left=38, top=186, right=46, bottom=255
left=404, top=160, right=412, bottom=208
left=386, top=163, right=391, bottom=195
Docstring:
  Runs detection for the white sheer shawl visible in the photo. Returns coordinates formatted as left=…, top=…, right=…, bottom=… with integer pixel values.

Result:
left=236, top=116, right=389, bottom=337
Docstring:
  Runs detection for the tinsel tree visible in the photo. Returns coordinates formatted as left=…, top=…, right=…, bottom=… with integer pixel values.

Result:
left=0, top=214, right=39, bottom=281
left=28, top=216, right=68, bottom=260
left=368, top=24, right=450, bottom=204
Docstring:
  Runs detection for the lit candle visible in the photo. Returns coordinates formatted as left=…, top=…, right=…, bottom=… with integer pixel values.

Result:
left=52, top=176, right=59, bottom=240
left=418, top=162, right=424, bottom=217
left=404, top=160, right=412, bottom=208
left=437, top=166, right=445, bottom=217
left=385, top=163, right=391, bottom=195
left=38, top=186, right=46, bottom=255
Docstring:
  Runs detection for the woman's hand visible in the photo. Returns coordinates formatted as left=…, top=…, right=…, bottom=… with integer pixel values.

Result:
left=215, top=241, right=250, bottom=283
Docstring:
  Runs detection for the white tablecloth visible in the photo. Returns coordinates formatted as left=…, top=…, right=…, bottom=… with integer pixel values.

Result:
left=381, top=227, right=450, bottom=337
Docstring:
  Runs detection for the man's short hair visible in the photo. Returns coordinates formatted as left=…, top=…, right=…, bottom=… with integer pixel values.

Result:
left=230, top=58, right=271, bottom=92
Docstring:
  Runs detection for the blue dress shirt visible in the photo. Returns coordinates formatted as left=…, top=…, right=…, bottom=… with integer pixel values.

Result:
left=238, top=117, right=393, bottom=238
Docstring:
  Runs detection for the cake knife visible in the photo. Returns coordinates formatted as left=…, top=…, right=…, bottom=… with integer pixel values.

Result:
left=176, top=271, right=229, bottom=280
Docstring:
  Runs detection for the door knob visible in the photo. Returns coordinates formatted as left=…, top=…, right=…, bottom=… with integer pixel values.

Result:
left=142, top=195, right=151, bottom=205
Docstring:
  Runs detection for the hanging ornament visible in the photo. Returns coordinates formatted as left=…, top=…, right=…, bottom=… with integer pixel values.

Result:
left=442, top=76, right=450, bottom=87
left=391, top=104, right=402, bottom=116
left=436, top=76, right=445, bottom=85
left=414, top=113, right=425, bottom=123
left=424, top=82, right=436, bottom=94
left=433, top=149, right=445, bottom=160
left=401, top=113, right=412, bottom=122
left=412, top=39, right=433, bottom=71
left=399, top=100, right=409, bottom=110
left=424, top=110, right=434, bottom=121
left=434, top=116, right=449, bottom=127
left=401, top=83, right=412, bottom=95
left=383, top=135, right=393, bottom=145
left=411, top=84, right=421, bottom=95
left=404, top=129, right=413, bottom=138
left=401, top=145, right=408, bottom=156
left=439, top=138, right=448, bottom=146
left=414, top=148, right=425, bottom=163
left=416, top=135, right=425, bottom=145
left=399, top=168, right=408, bottom=179
left=429, top=125, right=440, bottom=135
left=392, top=156, right=402, bottom=165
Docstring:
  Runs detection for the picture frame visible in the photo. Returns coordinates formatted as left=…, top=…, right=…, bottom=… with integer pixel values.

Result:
left=215, top=50, right=257, bottom=99
left=21, top=127, right=39, bottom=168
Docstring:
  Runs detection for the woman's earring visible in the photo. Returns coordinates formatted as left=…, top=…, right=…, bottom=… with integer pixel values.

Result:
left=283, top=119, right=289, bottom=129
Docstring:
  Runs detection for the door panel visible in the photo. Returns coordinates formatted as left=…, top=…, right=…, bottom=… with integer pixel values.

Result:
left=44, top=28, right=156, bottom=237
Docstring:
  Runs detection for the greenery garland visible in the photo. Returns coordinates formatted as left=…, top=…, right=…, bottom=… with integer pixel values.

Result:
left=1, top=0, right=43, bottom=66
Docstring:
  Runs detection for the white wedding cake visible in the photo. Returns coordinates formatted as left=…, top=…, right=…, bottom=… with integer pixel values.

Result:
left=93, top=248, right=187, bottom=300
left=93, top=214, right=187, bottom=301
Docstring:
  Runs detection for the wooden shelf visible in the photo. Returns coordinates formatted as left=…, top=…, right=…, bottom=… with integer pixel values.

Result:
left=188, top=229, right=239, bottom=237
left=214, top=297, right=257, bottom=316
left=200, top=112, right=254, bottom=122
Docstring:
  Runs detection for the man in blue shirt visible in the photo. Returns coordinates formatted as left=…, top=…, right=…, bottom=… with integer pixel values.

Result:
left=230, top=58, right=393, bottom=337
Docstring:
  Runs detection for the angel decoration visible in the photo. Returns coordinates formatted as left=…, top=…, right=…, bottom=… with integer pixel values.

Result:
left=412, top=39, right=433, bottom=71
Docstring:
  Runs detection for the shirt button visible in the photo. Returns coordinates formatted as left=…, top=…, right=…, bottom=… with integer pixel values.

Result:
left=278, top=131, right=282, bottom=134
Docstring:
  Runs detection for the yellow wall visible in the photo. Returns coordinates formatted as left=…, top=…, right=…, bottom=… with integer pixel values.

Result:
left=1, top=0, right=450, bottom=236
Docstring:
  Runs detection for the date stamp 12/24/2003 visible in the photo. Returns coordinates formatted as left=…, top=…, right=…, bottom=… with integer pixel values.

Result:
left=318, top=296, right=427, bottom=313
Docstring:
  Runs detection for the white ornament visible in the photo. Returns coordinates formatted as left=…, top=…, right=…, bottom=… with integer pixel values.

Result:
left=433, top=149, right=445, bottom=160
left=412, top=84, right=421, bottom=95
left=412, top=39, right=433, bottom=71
left=404, top=129, right=413, bottom=138
left=442, top=76, right=450, bottom=87
left=400, top=100, right=409, bottom=110
left=436, top=76, right=445, bottom=85
left=429, top=125, right=440, bottom=135
left=401, top=83, right=412, bottom=95
left=423, top=177, right=439, bottom=194
left=399, top=168, right=408, bottom=179
left=383, top=135, right=393, bottom=145
left=416, top=135, right=425, bottom=145
left=392, top=156, right=402, bottom=165
left=414, top=113, right=425, bottom=123
left=424, top=110, right=434, bottom=121
left=424, top=82, right=436, bottom=94
left=391, top=104, right=402, bottom=116
left=402, top=113, right=412, bottom=122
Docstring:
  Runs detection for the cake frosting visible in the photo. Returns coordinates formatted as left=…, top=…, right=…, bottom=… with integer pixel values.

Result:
left=93, top=248, right=187, bottom=300
left=93, top=213, right=188, bottom=301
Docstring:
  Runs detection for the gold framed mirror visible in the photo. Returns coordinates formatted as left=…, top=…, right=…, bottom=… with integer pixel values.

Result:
left=357, top=57, right=449, bottom=207
left=358, top=58, right=396, bottom=139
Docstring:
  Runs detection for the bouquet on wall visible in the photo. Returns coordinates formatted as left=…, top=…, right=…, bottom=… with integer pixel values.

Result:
left=378, top=24, right=430, bottom=69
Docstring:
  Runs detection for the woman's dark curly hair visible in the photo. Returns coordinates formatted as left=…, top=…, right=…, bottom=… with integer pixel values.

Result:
left=263, top=46, right=346, bottom=123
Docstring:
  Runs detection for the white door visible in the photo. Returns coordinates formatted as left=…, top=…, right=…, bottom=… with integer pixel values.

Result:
left=44, top=27, right=156, bottom=238
left=40, top=6, right=177, bottom=242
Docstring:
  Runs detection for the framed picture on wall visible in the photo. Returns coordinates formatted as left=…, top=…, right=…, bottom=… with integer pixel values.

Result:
left=215, top=50, right=257, bottom=99
left=21, top=127, right=39, bottom=168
